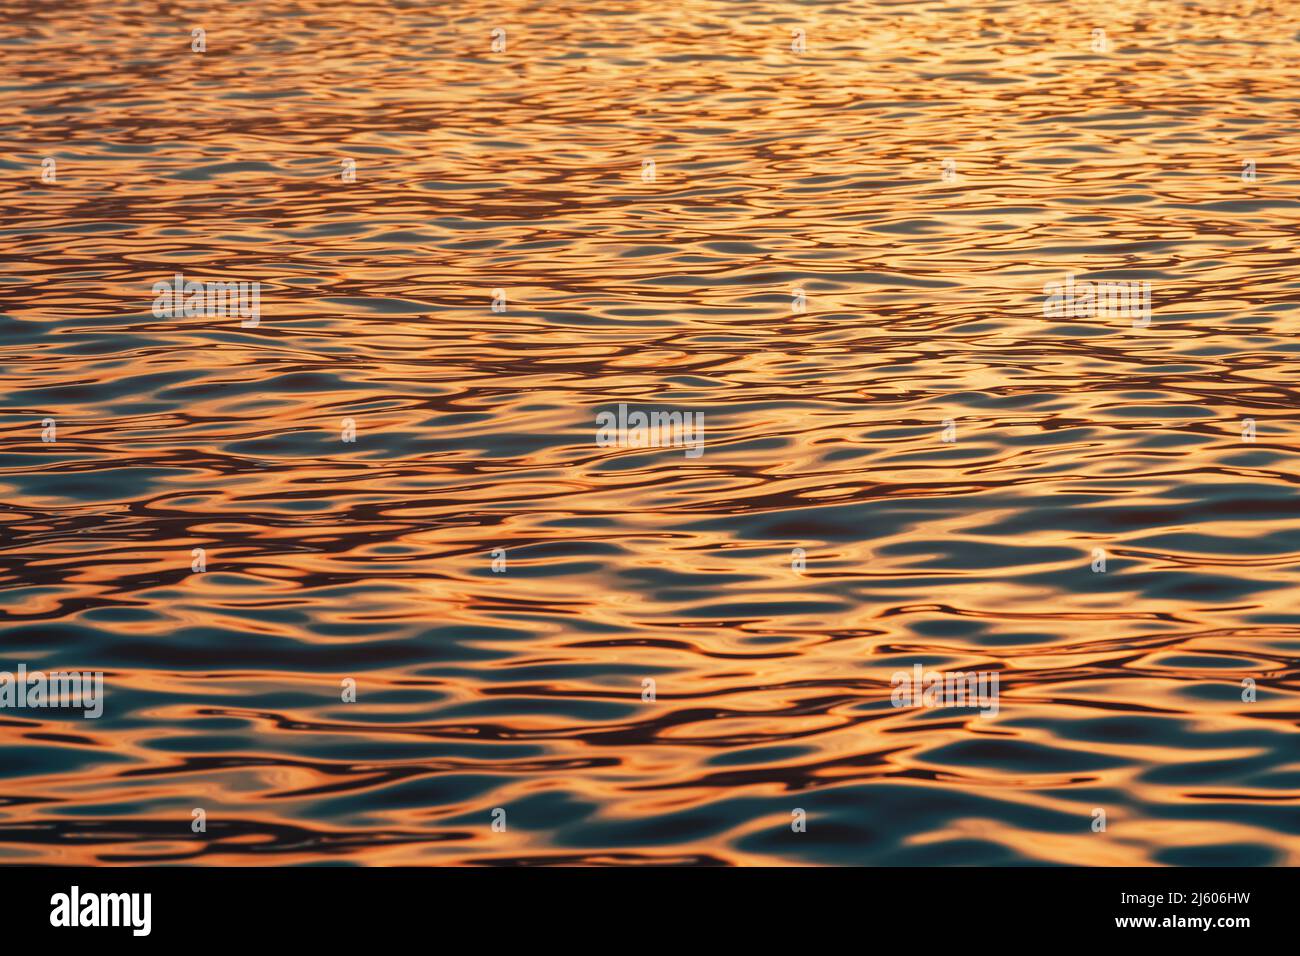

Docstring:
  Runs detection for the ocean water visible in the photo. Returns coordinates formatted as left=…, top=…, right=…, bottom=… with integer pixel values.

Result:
left=1, top=0, right=1299, bottom=865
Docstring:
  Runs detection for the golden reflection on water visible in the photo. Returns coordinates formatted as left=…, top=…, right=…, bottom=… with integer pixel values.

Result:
left=1, top=0, right=1299, bottom=865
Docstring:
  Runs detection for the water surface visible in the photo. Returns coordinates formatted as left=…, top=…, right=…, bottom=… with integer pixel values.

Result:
left=1, top=0, right=1299, bottom=865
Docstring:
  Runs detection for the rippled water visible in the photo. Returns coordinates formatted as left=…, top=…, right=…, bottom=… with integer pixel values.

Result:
left=2, top=0, right=1299, bottom=866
